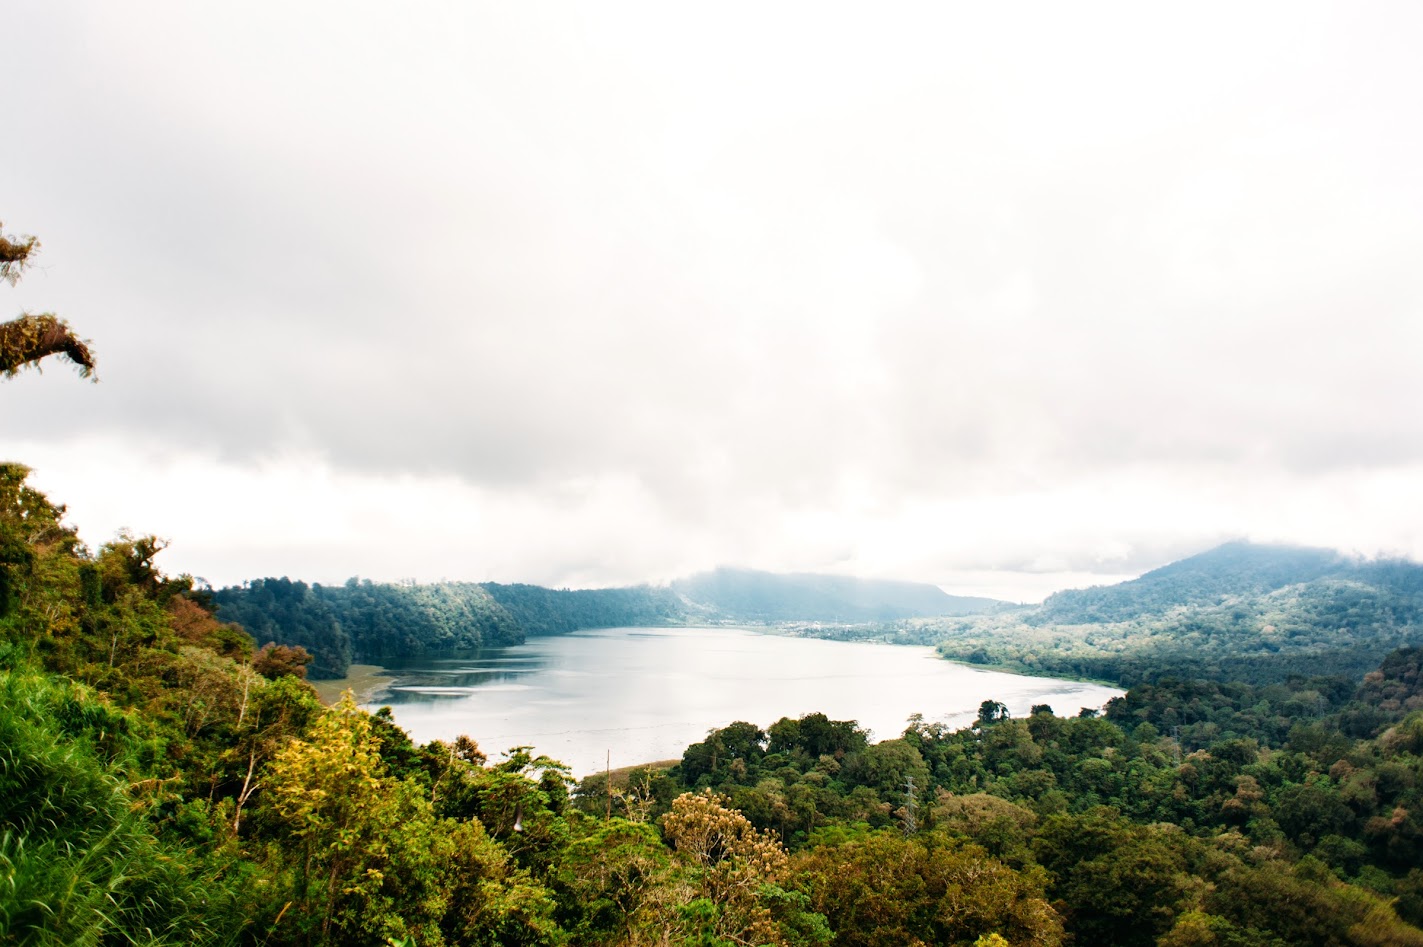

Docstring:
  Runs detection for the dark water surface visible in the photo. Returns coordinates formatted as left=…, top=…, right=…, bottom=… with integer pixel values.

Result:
left=366, top=626, right=1121, bottom=776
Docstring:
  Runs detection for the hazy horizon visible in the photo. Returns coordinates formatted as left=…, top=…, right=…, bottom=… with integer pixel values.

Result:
left=188, top=537, right=1419, bottom=609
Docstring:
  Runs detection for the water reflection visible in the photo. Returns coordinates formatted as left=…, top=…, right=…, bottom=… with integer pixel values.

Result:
left=366, top=627, right=1122, bottom=776
left=377, top=652, right=547, bottom=699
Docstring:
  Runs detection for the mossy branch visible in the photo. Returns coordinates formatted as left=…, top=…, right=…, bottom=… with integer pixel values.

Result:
left=0, top=312, right=96, bottom=378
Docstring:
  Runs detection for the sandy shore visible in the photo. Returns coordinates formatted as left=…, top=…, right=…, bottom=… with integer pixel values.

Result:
left=311, top=663, right=397, bottom=707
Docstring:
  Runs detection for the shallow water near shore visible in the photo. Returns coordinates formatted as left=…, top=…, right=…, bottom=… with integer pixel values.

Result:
left=311, top=664, right=395, bottom=706
left=365, top=626, right=1122, bottom=777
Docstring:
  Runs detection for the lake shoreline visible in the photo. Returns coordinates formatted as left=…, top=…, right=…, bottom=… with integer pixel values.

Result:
left=311, top=663, right=396, bottom=707
left=934, top=655, right=1121, bottom=688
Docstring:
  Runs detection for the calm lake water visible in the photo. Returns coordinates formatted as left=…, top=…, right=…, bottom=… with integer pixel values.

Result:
left=365, top=626, right=1122, bottom=776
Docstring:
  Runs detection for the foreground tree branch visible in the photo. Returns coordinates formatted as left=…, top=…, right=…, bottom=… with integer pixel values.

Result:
left=0, top=312, right=95, bottom=377
left=1, top=219, right=96, bottom=378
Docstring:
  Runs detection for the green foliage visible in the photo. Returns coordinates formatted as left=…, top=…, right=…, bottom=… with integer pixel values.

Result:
left=1036, top=541, right=1348, bottom=624
left=550, top=819, right=670, bottom=943
left=325, top=578, right=524, bottom=657
left=481, top=582, right=684, bottom=636
left=251, top=695, right=567, bottom=945
left=213, top=576, right=686, bottom=678
left=210, top=577, right=350, bottom=678
left=793, top=830, right=1063, bottom=946
left=1032, top=810, right=1193, bottom=945
left=0, top=461, right=80, bottom=629
left=0, top=670, right=243, bottom=945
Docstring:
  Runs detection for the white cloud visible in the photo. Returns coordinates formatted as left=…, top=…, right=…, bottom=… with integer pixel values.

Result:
left=4, top=1, right=1422, bottom=600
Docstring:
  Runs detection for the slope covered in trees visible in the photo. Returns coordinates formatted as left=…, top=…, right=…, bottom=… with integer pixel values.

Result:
left=482, top=582, right=686, bottom=636
left=211, top=578, right=524, bottom=678
left=1035, top=542, right=1394, bottom=625
left=922, top=543, right=1423, bottom=687
left=211, top=579, right=680, bottom=678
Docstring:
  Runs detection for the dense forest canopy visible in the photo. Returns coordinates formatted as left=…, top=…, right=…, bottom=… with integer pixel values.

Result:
left=210, top=578, right=524, bottom=679
left=210, top=579, right=682, bottom=679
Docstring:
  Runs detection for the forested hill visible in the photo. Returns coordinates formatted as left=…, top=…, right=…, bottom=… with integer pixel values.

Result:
left=931, top=542, right=1423, bottom=687
left=481, top=582, right=685, bottom=635
left=211, top=578, right=681, bottom=679
left=1035, top=541, right=1360, bottom=624
left=670, top=567, right=1008, bottom=622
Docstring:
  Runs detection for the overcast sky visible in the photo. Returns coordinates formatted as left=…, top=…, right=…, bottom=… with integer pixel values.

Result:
left=4, top=2, right=1422, bottom=602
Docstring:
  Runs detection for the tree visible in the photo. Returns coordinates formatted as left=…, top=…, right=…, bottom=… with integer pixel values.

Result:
left=793, top=831, right=1063, bottom=947
left=0, top=461, right=79, bottom=621
left=0, top=221, right=94, bottom=378
left=0, top=669, right=243, bottom=944
left=252, top=641, right=313, bottom=680
left=660, top=790, right=816, bottom=946
left=978, top=700, right=1010, bottom=726
left=1031, top=811, right=1192, bottom=946
left=551, top=819, right=671, bottom=945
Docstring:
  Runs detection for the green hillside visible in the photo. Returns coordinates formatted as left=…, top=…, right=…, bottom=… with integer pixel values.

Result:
left=212, top=577, right=525, bottom=679
left=1035, top=541, right=1348, bottom=623
left=480, top=581, right=686, bottom=636
left=212, top=579, right=685, bottom=678
left=932, top=543, right=1423, bottom=686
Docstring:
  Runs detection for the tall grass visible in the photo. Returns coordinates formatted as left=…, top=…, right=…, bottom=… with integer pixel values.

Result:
left=0, top=669, right=242, bottom=945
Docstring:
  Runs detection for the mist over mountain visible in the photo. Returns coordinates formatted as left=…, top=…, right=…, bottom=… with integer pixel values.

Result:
left=671, top=567, right=1007, bottom=622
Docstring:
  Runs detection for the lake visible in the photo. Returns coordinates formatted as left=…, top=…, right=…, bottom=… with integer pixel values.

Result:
left=365, top=626, right=1122, bottom=776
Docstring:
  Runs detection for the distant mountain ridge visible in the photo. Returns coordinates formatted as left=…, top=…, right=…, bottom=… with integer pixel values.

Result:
left=1035, top=541, right=1423, bottom=625
left=671, top=567, right=1006, bottom=622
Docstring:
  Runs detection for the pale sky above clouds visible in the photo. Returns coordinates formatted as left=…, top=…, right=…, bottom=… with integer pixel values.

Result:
left=4, top=2, right=1422, bottom=602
